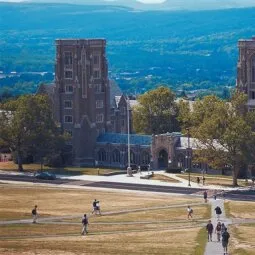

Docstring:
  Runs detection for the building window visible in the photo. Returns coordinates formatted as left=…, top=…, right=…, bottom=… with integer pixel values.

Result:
left=64, top=52, right=73, bottom=66
left=93, top=55, right=100, bottom=66
left=251, top=91, right=255, bottom=100
left=65, top=85, right=73, bottom=93
left=95, top=84, right=104, bottom=93
left=252, top=55, right=255, bottom=82
left=120, top=107, right=126, bottom=115
left=64, top=115, right=73, bottom=123
left=96, top=114, right=104, bottom=123
left=98, top=149, right=106, bottom=161
left=64, top=100, right=72, bottom=109
left=130, top=151, right=136, bottom=164
left=112, top=149, right=120, bottom=163
left=141, top=152, right=150, bottom=164
left=96, top=100, right=104, bottom=109
left=93, top=70, right=100, bottom=79
left=65, top=70, right=73, bottom=79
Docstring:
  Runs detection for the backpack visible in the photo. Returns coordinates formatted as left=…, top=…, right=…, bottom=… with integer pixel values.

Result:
left=222, top=232, right=230, bottom=242
left=32, top=209, right=36, bottom=215
left=190, top=209, right=193, bottom=213
left=218, top=207, right=222, bottom=214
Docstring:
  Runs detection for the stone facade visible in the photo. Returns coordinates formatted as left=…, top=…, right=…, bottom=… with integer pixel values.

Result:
left=237, top=36, right=255, bottom=110
left=54, top=39, right=111, bottom=165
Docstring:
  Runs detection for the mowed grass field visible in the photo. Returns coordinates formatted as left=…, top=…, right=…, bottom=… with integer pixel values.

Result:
left=176, top=173, right=248, bottom=187
left=225, top=201, right=255, bottom=255
left=0, top=184, right=210, bottom=255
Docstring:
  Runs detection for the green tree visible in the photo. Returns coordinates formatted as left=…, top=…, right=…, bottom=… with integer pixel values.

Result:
left=0, top=95, right=66, bottom=171
left=178, top=92, right=255, bottom=186
left=133, top=86, right=180, bottom=134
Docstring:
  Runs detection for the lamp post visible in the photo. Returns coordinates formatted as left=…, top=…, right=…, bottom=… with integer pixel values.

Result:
left=186, top=128, right=191, bottom=187
left=127, top=96, right=132, bottom=177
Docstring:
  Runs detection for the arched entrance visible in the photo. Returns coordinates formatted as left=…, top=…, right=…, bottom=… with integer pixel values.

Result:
left=158, top=149, right=168, bottom=169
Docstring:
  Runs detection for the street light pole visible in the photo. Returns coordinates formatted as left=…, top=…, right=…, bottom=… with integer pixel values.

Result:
left=127, top=96, right=132, bottom=177
left=186, top=128, right=191, bottom=187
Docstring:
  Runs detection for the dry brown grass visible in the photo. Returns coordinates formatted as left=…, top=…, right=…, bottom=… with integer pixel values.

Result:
left=0, top=184, right=202, bottom=220
left=229, top=224, right=255, bottom=255
left=176, top=174, right=247, bottom=187
left=225, top=201, right=255, bottom=219
left=0, top=161, right=120, bottom=175
left=151, top=174, right=180, bottom=183
left=0, top=227, right=202, bottom=255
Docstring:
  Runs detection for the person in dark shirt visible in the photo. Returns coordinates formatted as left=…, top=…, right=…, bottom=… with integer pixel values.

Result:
left=215, top=206, right=222, bottom=219
left=206, top=220, right=214, bottom=241
left=81, top=214, right=89, bottom=235
left=222, top=228, right=230, bottom=255
left=203, top=191, right=208, bottom=203
left=32, top=205, right=38, bottom=223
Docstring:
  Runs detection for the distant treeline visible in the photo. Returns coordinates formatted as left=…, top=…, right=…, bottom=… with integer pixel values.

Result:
left=0, top=3, right=255, bottom=95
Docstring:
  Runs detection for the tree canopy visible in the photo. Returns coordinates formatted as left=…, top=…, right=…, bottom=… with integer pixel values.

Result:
left=132, top=86, right=180, bottom=135
left=178, top=92, right=255, bottom=186
left=0, top=95, right=66, bottom=171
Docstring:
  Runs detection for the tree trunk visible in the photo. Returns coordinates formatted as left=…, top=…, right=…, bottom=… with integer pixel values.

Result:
left=17, top=151, right=23, bottom=172
left=232, top=164, right=239, bottom=186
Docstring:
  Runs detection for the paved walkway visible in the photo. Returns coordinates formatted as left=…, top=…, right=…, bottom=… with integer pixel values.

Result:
left=204, top=199, right=232, bottom=255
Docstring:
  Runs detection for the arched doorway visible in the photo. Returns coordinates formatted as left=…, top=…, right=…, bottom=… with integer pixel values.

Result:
left=158, top=149, right=168, bottom=169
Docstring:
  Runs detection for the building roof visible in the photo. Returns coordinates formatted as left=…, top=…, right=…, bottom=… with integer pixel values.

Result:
left=97, top=133, right=152, bottom=146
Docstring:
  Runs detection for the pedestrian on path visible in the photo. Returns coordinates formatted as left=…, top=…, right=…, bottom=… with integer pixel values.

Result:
left=81, top=214, right=89, bottom=235
left=215, top=206, right=222, bottom=219
left=203, top=191, right=208, bottom=203
left=221, top=223, right=226, bottom=235
left=222, top=228, right=230, bottom=255
left=187, top=205, right=193, bottom=219
left=197, top=177, right=200, bottom=185
left=215, top=221, right=222, bottom=242
left=213, top=190, right=217, bottom=200
left=206, top=220, right=214, bottom=242
left=32, top=205, right=38, bottom=223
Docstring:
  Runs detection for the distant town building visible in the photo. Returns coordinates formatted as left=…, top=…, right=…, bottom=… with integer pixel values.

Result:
left=237, top=36, right=255, bottom=110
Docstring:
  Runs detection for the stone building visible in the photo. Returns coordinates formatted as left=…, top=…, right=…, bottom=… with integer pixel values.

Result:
left=42, top=38, right=205, bottom=171
left=237, top=36, right=255, bottom=110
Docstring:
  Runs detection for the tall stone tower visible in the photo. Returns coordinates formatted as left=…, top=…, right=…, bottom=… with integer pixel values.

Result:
left=54, top=39, right=111, bottom=165
left=237, top=37, right=255, bottom=110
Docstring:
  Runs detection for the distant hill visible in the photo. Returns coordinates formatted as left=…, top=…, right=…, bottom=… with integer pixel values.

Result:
left=1, top=2, right=255, bottom=95
left=18, top=0, right=255, bottom=10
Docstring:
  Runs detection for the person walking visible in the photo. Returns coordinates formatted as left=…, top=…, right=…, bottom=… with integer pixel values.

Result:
left=32, top=205, right=38, bottom=223
left=187, top=205, right=193, bottom=219
left=197, top=177, right=200, bottom=185
left=215, top=221, right=222, bottom=242
left=215, top=206, right=222, bottom=219
left=221, top=223, right=226, bottom=235
left=203, top=191, right=208, bottom=203
left=206, top=220, right=214, bottom=242
left=81, top=214, right=89, bottom=235
left=222, top=228, right=230, bottom=255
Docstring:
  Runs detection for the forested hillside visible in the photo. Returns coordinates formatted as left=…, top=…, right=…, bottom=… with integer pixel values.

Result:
left=1, top=2, right=255, bottom=96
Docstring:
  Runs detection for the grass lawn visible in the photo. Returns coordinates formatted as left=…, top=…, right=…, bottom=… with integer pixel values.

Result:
left=0, top=227, right=203, bottom=255
left=225, top=201, right=255, bottom=219
left=0, top=161, right=121, bottom=175
left=151, top=174, right=180, bottom=183
left=0, top=184, right=210, bottom=255
left=229, top=224, right=255, bottom=255
left=0, top=184, right=203, bottom=220
left=176, top=173, right=248, bottom=187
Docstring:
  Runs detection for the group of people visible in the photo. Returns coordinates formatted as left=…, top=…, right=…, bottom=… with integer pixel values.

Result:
left=31, top=199, right=102, bottom=236
left=206, top=220, right=230, bottom=254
